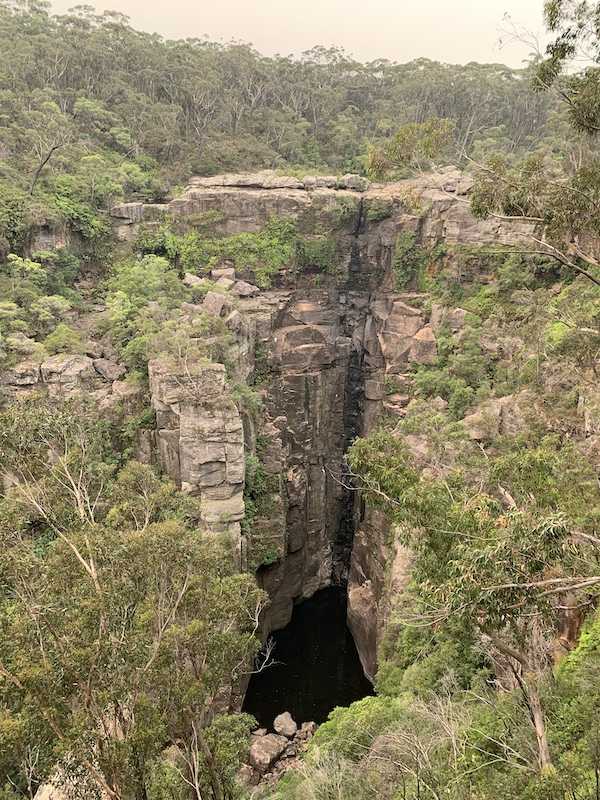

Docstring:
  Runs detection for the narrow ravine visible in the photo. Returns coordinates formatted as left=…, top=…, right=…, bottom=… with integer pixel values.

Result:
left=244, top=203, right=374, bottom=729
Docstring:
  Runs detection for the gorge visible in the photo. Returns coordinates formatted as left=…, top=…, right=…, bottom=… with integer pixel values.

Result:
left=3, top=168, right=541, bottom=718
left=3, top=165, right=600, bottom=798
left=4, top=2, right=600, bottom=795
left=109, top=168, right=536, bottom=683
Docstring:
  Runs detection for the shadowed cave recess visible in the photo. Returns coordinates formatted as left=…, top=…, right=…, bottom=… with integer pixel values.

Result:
left=243, top=587, right=373, bottom=728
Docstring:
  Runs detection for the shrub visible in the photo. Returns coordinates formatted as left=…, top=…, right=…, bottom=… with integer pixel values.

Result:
left=365, top=197, right=394, bottom=222
left=43, top=323, right=84, bottom=354
left=393, top=231, right=427, bottom=290
left=295, top=235, right=337, bottom=272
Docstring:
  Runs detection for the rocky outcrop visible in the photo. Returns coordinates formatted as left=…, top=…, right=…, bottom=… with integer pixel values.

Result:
left=0, top=352, right=140, bottom=411
left=0, top=169, right=546, bottom=683
left=273, top=711, right=298, bottom=737
left=109, top=168, right=543, bottom=673
left=243, top=716, right=316, bottom=786
left=148, top=359, right=246, bottom=553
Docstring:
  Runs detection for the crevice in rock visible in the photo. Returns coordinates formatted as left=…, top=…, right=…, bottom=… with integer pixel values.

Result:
left=332, top=202, right=369, bottom=585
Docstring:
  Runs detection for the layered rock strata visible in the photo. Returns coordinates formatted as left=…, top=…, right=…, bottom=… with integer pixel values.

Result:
left=2, top=168, right=542, bottom=681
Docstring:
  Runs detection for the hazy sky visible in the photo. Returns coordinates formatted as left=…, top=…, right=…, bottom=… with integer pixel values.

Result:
left=50, top=0, right=548, bottom=67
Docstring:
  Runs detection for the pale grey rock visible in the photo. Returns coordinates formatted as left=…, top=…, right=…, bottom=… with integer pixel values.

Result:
left=237, top=764, right=260, bottom=787
left=430, top=304, right=467, bottom=333
left=274, top=712, right=298, bottom=738
left=232, top=280, right=260, bottom=297
left=249, top=733, right=288, bottom=772
left=364, top=379, right=384, bottom=401
left=183, top=272, right=204, bottom=287
left=211, top=266, right=236, bottom=281
left=202, top=291, right=230, bottom=317
left=40, top=354, right=99, bottom=397
left=462, top=393, right=530, bottom=441
left=337, top=173, right=370, bottom=192
left=216, top=276, right=235, bottom=290
left=463, top=400, right=503, bottom=441
left=0, top=360, right=41, bottom=386
left=41, top=354, right=95, bottom=382
left=83, top=341, right=104, bottom=359
left=93, top=358, right=125, bottom=382
left=409, top=324, right=437, bottom=364
left=299, top=721, right=317, bottom=738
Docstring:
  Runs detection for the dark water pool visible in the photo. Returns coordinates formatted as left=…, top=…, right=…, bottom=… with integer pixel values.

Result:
left=242, top=586, right=373, bottom=729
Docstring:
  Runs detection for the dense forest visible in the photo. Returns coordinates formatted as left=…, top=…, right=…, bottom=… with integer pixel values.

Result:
left=0, top=0, right=567, bottom=259
left=1, top=0, right=600, bottom=799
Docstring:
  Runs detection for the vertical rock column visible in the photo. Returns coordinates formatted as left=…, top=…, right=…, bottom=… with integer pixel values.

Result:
left=148, top=359, right=246, bottom=562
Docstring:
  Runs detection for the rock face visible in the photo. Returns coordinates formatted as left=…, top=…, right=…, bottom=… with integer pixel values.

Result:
left=0, top=170, right=544, bottom=681
left=108, top=169, right=544, bottom=675
left=249, top=733, right=289, bottom=772
left=243, top=718, right=316, bottom=785
left=148, top=359, right=246, bottom=550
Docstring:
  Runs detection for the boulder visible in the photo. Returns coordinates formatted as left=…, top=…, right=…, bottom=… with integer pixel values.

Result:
left=237, top=764, right=260, bottom=787
left=274, top=712, right=298, bottom=738
left=0, top=360, right=41, bottom=386
left=232, top=280, right=260, bottom=297
left=409, top=325, right=437, bottom=364
left=463, top=393, right=530, bottom=442
left=211, top=266, right=236, bottom=281
left=93, top=358, right=126, bottom=382
left=40, top=354, right=98, bottom=396
left=248, top=733, right=288, bottom=772
left=202, top=291, right=230, bottom=317
left=337, top=173, right=370, bottom=192
left=299, top=721, right=318, bottom=738
left=83, top=341, right=104, bottom=359
left=183, top=272, right=204, bottom=287
left=430, top=304, right=467, bottom=333
left=216, top=276, right=235, bottom=290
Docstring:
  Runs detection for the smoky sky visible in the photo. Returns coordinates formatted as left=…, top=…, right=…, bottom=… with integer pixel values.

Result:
left=50, top=0, right=548, bottom=67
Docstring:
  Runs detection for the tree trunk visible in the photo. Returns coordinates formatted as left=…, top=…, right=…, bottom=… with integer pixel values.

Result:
left=527, top=678, right=553, bottom=772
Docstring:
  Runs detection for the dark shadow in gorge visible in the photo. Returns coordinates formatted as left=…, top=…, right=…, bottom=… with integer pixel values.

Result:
left=243, top=586, right=374, bottom=728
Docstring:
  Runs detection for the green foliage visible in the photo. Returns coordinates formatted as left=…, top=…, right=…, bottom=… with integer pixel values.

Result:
left=0, top=1, right=565, bottom=264
left=313, top=696, right=405, bottom=760
left=104, top=254, right=189, bottom=365
left=329, top=196, right=360, bottom=228
left=136, top=217, right=298, bottom=288
left=392, top=231, right=429, bottom=290
left=0, top=399, right=264, bottom=797
left=413, top=326, right=490, bottom=419
left=43, top=322, right=84, bottom=354
left=0, top=183, right=30, bottom=252
left=296, top=235, right=338, bottom=273
left=365, top=197, right=394, bottom=222
left=377, top=617, right=484, bottom=697
left=243, top=450, right=282, bottom=568
left=367, top=117, right=456, bottom=178
left=0, top=248, right=85, bottom=367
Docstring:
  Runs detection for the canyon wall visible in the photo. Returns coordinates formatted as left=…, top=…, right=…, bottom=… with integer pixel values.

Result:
left=114, top=169, right=536, bottom=671
left=2, top=169, right=537, bottom=678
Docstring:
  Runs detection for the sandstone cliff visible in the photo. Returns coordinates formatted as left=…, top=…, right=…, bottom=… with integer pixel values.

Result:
left=2, top=167, right=544, bottom=678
